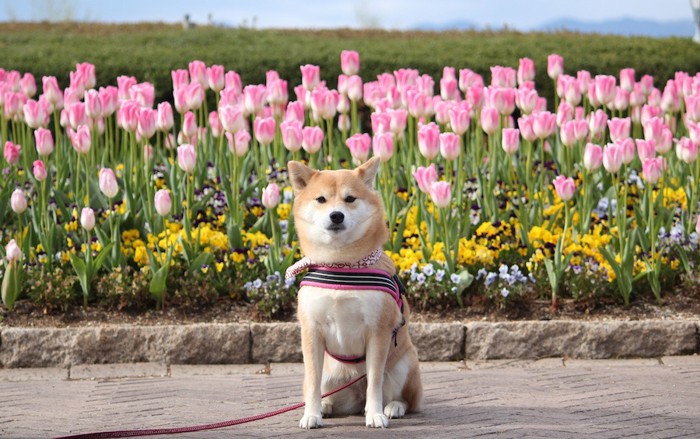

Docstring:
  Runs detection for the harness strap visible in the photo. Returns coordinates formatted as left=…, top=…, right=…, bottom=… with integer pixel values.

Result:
left=300, top=267, right=403, bottom=310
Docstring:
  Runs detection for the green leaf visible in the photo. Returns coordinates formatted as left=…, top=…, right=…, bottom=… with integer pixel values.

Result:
left=149, top=263, right=170, bottom=296
left=68, top=252, right=89, bottom=298
left=1, top=262, right=19, bottom=311
left=93, top=242, right=115, bottom=273
left=188, top=252, right=213, bottom=273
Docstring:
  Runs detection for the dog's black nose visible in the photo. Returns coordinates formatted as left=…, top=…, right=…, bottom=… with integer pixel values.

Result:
left=329, top=211, right=345, bottom=224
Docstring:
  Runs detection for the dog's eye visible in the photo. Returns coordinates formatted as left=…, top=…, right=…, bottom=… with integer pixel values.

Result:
left=316, top=196, right=326, bottom=204
left=344, top=196, right=356, bottom=203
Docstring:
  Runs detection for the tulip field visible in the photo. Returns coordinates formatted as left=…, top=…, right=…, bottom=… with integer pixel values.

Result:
left=2, top=26, right=700, bottom=316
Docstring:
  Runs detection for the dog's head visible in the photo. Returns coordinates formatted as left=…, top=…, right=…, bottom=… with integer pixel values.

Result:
left=287, top=157, right=388, bottom=264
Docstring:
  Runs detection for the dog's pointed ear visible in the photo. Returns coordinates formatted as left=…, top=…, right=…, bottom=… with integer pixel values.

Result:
left=288, top=161, right=317, bottom=193
left=356, top=156, right=381, bottom=188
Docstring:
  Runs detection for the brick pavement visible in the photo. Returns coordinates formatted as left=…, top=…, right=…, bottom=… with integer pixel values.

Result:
left=1, top=357, right=699, bottom=438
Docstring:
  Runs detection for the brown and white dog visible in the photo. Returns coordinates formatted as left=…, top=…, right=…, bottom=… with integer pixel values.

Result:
left=286, top=157, right=423, bottom=429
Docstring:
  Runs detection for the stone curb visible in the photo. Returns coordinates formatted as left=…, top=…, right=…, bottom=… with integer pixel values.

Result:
left=0, top=320, right=697, bottom=368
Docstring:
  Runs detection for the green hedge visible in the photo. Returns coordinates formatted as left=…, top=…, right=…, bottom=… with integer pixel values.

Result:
left=2, top=22, right=699, bottom=104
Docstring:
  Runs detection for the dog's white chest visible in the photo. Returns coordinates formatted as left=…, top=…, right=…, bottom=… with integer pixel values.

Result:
left=298, top=286, right=387, bottom=354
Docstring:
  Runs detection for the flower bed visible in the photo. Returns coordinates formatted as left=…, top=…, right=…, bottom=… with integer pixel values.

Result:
left=2, top=48, right=700, bottom=318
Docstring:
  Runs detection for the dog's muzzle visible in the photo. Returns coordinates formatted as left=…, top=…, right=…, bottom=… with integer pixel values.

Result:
left=327, top=211, right=346, bottom=231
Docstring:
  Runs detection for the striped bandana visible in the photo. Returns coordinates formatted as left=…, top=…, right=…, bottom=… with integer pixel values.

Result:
left=284, top=248, right=384, bottom=281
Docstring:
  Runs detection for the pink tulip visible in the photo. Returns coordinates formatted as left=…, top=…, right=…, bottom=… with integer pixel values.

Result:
left=23, top=99, right=49, bottom=129
left=71, top=125, right=91, bottom=154
left=607, top=117, right=631, bottom=142
left=117, top=100, right=140, bottom=132
left=417, top=122, right=441, bottom=160
left=243, top=84, right=267, bottom=115
left=656, top=128, right=673, bottom=154
left=171, top=69, right=189, bottom=92
left=439, top=132, right=460, bottom=161
left=661, top=80, right=680, bottom=113
left=429, top=181, right=452, bottom=208
left=588, top=109, right=608, bottom=138
left=130, top=82, right=155, bottom=108
left=32, top=160, right=47, bottom=181
left=619, top=68, right=635, bottom=92
left=177, top=144, right=197, bottom=173
left=346, top=133, right=371, bottom=163
left=407, top=89, right=428, bottom=118
left=603, top=143, right=623, bottom=173
left=617, top=138, right=636, bottom=165
left=280, top=120, right=304, bottom=152
left=219, top=105, right=245, bottom=133
left=517, top=116, right=537, bottom=143
left=42, top=76, right=63, bottom=109
left=413, top=164, right=438, bottom=194
left=154, top=189, right=172, bottom=217
left=612, top=88, right=630, bottom=111
left=480, top=107, right=500, bottom=135
left=5, top=239, right=22, bottom=263
left=207, top=65, right=225, bottom=92
left=99, top=86, right=119, bottom=117
left=636, top=139, right=656, bottom=162
left=338, top=114, right=351, bottom=132
left=676, top=137, right=698, bottom=164
left=181, top=111, right=198, bottom=140
left=583, top=143, right=603, bottom=172
left=547, top=54, right=564, bottom=80
left=156, top=102, right=174, bottom=132
left=262, top=183, right=280, bottom=209
left=371, top=112, right=391, bottom=135
left=341, top=50, right=360, bottom=75
left=372, top=132, right=394, bottom=162
left=300, top=64, right=321, bottom=90
left=643, top=117, right=664, bottom=143
left=10, top=189, right=27, bottom=214
left=226, top=130, right=251, bottom=157
left=225, top=71, right=242, bottom=94
left=285, top=101, right=305, bottom=123
left=267, top=79, right=288, bottom=107
left=685, top=95, right=700, bottom=122
left=137, top=108, right=157, bottom=140
left=117, top=75, right=137, bottom=101
left=33, top=128, right=53, bottom=157
left=188, top=60, right=208, bottom=89
left=440, top=76, right=459, bottom=101
left=206, top=111, right=221, bottom=138
left=347, top=75, right=363, bottom=102
left=99, top=168, right=119, bottom=198
left=560, top=120, right=577, bottom=147
left=501, top=128, right=520, bottom=155
left=517, top=58, right=535, bottom=85
left=552, top=175, right=575, bottom=201
left=642, top=157, right=664, bottom=184
left=80, top=207, right=95, bottom=231
left=185, top=82, right=204, bottom=110
left=253, top=117, right=276, bottom=146
left=696, top=215, right=700, bottom=235
left=389, top=108, right=408, bottom=135
left=76, top=62, right=96, bottom=89
left=445, top=107, right=468, bottom=136
left=302, top=126, right=323, bottom=154
left=67, top=102, right=86, bottom=130
left=82, top=89, right=101, bottom=121
left=516, top=88, right=538, bottom=114
left=4, top=141, right=20, bottom=166
left=532, top=111, right=557, bottom=139
left=310, top=87, right=338, bottom=120
left=490, top=87, right=516, bottom=115
left=594, top=75, right=617, bottom=106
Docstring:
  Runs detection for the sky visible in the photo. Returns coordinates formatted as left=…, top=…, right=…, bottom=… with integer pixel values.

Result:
left=0, top=0, right=695, bottom=31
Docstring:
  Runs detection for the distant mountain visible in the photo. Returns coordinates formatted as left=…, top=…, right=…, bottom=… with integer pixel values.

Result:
left=537, top=17, right=694, bottom=38
left=412, top=17, right=695, bottom=38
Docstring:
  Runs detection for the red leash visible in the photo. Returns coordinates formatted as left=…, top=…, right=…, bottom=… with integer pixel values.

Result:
left=52, top=374, right=367, bottom=439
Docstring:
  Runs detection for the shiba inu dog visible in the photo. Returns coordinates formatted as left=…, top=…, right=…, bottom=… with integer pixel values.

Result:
left=286, top=157, right=423, bottom=429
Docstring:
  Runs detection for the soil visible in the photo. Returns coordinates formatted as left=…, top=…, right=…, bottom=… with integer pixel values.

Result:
left=2, top=289, right=699, bottom=328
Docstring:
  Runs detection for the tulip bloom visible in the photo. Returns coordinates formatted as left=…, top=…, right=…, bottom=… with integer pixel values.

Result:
left=636, top=139, right=656, bottom=163
left=99, top=168, right=119, bottom=198
left=33, top=160, right=47, bottom=182
left=5, top=239, right=22, bottom=263
left=181, top=111, right=198, bottom=140
left=439, top=132, right=460, bottom=161
left=346, top=133, right=371, bottom=163
left=154, top=189, right=172, bottom=217
left=583, top=143, right=603, bottom=172
left=262, top=183, right=280, bottom=209
left=280, top=120, right=304, bottom=152
left=156, top=102, right=174, bottom=132
left=137, top=108, right=157, bottom=140
left=607, top=117, right=631, bottom=142
left=243, top=84, right=267, bottom=115
left=4, top=141, right=21, bottom=165
left=588, top=109, right=609, bottom=138
left=603, top=143, right=623, bottom=173
left=501, top=128, right=520, bottom=155
left=413, top=164, right=438, bottom=194
left=207, top=65, right=225, bottom=92
left=490, top=87, right=516, bottom=115
left=642, top=157, right=664, bottom=184
left=300, top=64, right=321, bottom=90
left=347, top=75, right=363, bottom=102
left=340, top=50, right=360, bottom=76
left=80, top=207, right=96, bottom=231
left=480, top=107, right=500, bottom=135
left=429, top=181, right=452, bottom=208
left=177, top=144, right=197, bottom=173
left=372, top=132, right=394, bottom=162
left=547, top=54, right=564, bottom=80
left=448, top=107, right=470, bottom=135
left=594, top=75, right=617, bottom=106
left=71, top=125, right=91, bottom=154
left=532, top=111, right=557, bottom=139
left=552, top=175, right=575, bottom=201
left=253, top=117, right=276, bottom=146
left=225, top=130, right=251, bottom=157
left=417, top=122, right=441, bottom=160
left=10, top=189, right=27, bottom=214
left=33, top=127, right=54, bottom=157
left=302, top=126, right=323, bottom=154
left=676, top=137, right=698, bottom=164
left=42, top=76, right=63, bottom=109
left=517, top=57, right=535, bottom=85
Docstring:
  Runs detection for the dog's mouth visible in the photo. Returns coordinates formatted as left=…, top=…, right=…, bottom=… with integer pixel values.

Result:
left=326, top=224, right=347, bottom=232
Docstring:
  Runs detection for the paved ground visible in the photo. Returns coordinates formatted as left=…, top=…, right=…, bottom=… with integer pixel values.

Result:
left=2, top=357, right=700, bottom=439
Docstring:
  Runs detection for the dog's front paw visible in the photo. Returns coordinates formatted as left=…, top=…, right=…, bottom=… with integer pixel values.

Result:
left=299, top=413, right=323, bottom=429
left=365, top=412, right=389, bottom=428
left=384, top=400, right=407, bottom=419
